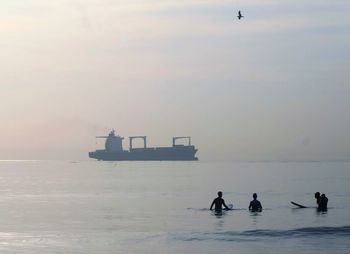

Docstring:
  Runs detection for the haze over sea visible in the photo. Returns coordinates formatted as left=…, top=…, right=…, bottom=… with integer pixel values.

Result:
left=0, top=160, right=349, bottom=253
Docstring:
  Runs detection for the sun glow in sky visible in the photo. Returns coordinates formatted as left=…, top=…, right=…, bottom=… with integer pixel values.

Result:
left=1, top=0, right=350, bottom=160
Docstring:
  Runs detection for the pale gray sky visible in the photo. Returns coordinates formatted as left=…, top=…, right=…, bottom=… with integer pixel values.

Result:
left=1, top=0, right=350, bottom=160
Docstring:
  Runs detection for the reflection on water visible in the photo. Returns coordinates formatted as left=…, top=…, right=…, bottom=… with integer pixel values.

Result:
left=214, top=218, right=225, bottom=231
left=249, top=211, right=262, bottom=226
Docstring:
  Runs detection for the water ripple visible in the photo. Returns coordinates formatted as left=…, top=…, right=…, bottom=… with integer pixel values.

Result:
left=176, top=226, right=350, bottom=242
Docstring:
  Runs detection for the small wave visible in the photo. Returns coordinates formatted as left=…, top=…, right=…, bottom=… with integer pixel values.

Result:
left=176, top=226, right=350, bottom=242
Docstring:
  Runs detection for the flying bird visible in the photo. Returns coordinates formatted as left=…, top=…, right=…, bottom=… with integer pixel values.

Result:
left=237, top=10, right=244, bottom=20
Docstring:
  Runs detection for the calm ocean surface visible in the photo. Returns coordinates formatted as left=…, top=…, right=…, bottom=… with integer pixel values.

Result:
left=0, top=160, right=349, bottom=253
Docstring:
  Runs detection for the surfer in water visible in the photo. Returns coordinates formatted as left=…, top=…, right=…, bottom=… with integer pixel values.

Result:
left=315, top=192, right=328, bottom=211
left=318, top=193, right=328, bottom=211
left=315, top=192, right=321, bottom=207
left=249, top=193, right=262, bottom=212
left=210, top=191, right=231, bottom=212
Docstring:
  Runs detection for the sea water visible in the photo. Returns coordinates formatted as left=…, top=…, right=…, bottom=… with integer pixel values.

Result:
left=0, top=160, right=349, bottom=253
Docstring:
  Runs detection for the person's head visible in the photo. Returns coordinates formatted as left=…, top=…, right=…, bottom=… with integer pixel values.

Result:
left=253, top=193, right=257, bottom=200
left=321, top=193, right=326, bottom=198
left=315, top=192, right=320, bottom=199
left=218, top=191, right=223, bottom=198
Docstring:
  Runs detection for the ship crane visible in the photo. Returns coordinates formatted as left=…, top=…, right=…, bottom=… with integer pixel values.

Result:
left=129, top=136, right=147, bottom=150
left=173, top=136, right=191, bottom=147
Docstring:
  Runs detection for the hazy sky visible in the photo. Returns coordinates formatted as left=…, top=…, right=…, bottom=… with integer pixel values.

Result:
left=1, top=0, right=350, bottom=161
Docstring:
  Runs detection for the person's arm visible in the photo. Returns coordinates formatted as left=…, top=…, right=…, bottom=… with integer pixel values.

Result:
left=210, top=200, right=215, bottom=210
left=258, top=202, right=262, bottom=212
left=249, top=201, right=252, bottom=211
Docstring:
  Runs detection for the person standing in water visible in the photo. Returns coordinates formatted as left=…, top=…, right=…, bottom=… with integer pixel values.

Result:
left=249, top=193, right=262, bottom=212
left=315, top=192, right=321, bottom=207
left=318, top=193, right=328, bottom=211
left=210, top=191, right=231, bottom=212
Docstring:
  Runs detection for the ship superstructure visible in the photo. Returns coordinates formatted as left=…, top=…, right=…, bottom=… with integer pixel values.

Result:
left=88, top=130, right=198, bottom=161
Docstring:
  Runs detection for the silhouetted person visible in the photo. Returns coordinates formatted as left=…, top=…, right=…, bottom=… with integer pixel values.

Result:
left=249, top=193, right=262, bottom=212
left=318, top=194, right=328, bottom=212
left=210, top=191, right=230, bottom=212
left=315, top=192, right=321, bottom=207
left=237, top=10, right=244, bottom=20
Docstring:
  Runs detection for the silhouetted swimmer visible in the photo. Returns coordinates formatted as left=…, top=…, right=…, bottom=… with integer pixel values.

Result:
left=249, top=193, right=262, bottom=212
left=210, top=191, right=231, bottom=212
left=318, top=194, right=328, bottom=212
left=315, top=192, right=321, bottom=207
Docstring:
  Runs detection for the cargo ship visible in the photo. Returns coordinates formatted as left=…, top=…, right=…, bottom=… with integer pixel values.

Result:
left=88, top=130, right=198, bottom=161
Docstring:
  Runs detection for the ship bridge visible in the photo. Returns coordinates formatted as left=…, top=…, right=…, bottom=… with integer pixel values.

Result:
left=96, top=130, right=124, bottom=152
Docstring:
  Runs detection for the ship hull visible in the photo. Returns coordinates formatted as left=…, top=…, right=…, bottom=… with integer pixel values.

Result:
left=89, top=146, right=198, bottom=161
